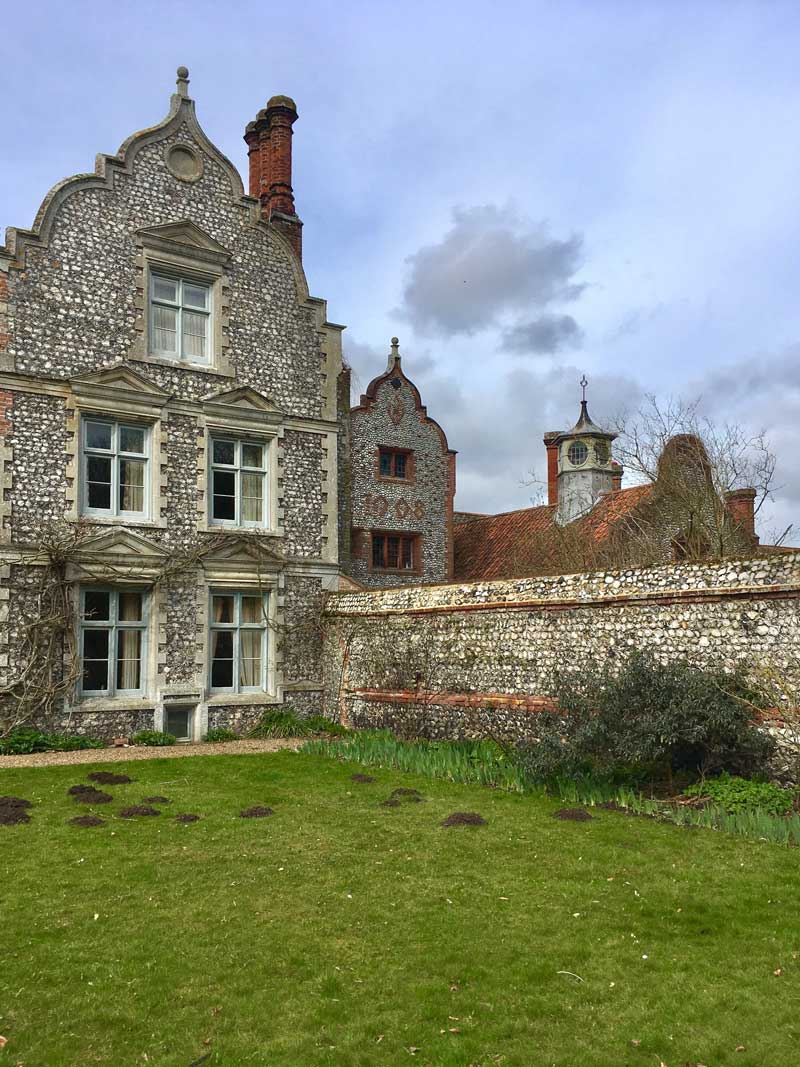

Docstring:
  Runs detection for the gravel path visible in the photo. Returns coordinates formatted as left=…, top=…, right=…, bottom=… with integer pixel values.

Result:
left=0, top=738, right=304, bottom=769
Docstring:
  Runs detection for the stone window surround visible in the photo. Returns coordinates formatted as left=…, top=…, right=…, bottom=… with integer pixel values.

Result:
left=196, top=395, right=284, bottom=539
left=207, top=434, right=274, bottom=531
left=198, top=566, right=283, bottom=707
left=65, top=377, right=168, bottom=530
left=79, top=416, right=152, bottom=522
left=207, top=588, right=271, bottom=696
left=130, top=228, right=234, bottom=379
left=78, top=584, right=151, bottom=700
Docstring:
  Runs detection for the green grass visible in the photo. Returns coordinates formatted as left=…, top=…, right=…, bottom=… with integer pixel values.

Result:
left=1, top=752, right=799, bottom=1066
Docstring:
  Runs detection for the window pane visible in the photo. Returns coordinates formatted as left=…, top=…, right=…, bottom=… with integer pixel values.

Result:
left=372, top=535, right=384, bottom=568
left=379, top=452, right=391, bottom=477
left=82, top=657, right=109, bottom=692
left=387, top=537, right=399, bottom=568
left=241, top=596, right=263, bottom=624
left=118, top=592, right=143, bottom=622
left=212, top=596, right=234, bottom=624
left=183, top=283, right=209, bottom=309
left=86, top=421, right=112, bottom=450
left=213, top=440, right=235, bottom=465
left=82, top=628, right=109, bottom=658
left=213, top=493, right=236, bottom=521
left=166, top=707, right=192, bottom=739
left=213, top=470, right=235, bottom=495
left=116, top=629, right=141, bottom=690
left=119, top=459, right=145, bottom=513
left=241, top=473, right=263, bottom=523
left=242, top=443, right=263, bottom=468
left=394, top=454, right=407, bottom=479
left=84, top=591, right=110, bottom=621
left=239, top=630, right=262, bottom=688
left=153, top=277, right=178, bottom=302
left=402, top=539, right=414, bottom=568
left=182, top=310, right=208, bottom=359
left=212, top=469, right=236, bottom=521
left=153, top=304, right=178, bottom=351
left=211, top=658, right=234, bottom=689
left=87, top=461, right=112, bottom=510
left=120, top=426, right=145, bottom=454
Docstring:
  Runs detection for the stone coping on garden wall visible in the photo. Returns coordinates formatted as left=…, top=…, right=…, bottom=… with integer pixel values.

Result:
left=325, top=555, right=800, bottom=616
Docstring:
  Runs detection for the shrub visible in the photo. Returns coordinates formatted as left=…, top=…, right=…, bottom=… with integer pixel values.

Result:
left=204, top=728, right=240, bottom=743
left=514, top=651, right=774, bottom=784
left=248, top=708, right=313, bottom=739
left=130, top=730, right=177, bottom=747
left=0, top=728, right=105, bottom=755
left=684, top=772, right=794, bottom=816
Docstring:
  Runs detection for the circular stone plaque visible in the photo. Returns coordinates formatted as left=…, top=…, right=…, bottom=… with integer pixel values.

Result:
left=166, top=144, right=203, bottom=182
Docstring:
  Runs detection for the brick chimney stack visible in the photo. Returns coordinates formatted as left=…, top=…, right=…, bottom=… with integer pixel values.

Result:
left=244, top=95, right=303, bottom=259
left=725, top=488, right=758, bottom=544
left=610, top=460, right=623, bottom=492
left=543, top=433, right=559, bottom=506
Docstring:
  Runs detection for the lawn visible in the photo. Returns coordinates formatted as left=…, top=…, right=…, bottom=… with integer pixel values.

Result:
left=0, top=751, right=798, bottom=1067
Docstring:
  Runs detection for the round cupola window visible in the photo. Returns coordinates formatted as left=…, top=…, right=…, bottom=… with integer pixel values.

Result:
left=567, top=441, right=588, bottom=466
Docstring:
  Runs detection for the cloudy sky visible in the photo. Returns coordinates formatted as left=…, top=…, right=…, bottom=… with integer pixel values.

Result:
left=2, top=1, right=799, bottom=541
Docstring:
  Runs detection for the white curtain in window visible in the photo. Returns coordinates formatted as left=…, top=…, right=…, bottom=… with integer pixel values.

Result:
left=241, top=473, right=263, bottom=522
left=239, top=630, right=261, bottom=687
left=153, top=305, right=177, bottom=352
left=119, top=459, right=145, bottom=512
left=116, top=629, right=141, bottom=691
left=183, top=311, right=207, bottom=359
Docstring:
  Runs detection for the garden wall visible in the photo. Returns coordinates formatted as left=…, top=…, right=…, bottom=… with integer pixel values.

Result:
left=322, top=555, right=800, bottom=768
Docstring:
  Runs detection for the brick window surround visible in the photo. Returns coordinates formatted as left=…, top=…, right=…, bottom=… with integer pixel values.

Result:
left=376, top=447, right=415, bottom=483
left=370, top=530, right=421, bottom=574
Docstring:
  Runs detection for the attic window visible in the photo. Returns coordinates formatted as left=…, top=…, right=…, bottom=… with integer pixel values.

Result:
left=150, top=274, right=211, bottom=363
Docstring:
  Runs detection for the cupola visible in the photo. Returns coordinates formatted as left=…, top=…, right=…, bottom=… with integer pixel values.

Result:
left=554, top=378, right=617, bottom=525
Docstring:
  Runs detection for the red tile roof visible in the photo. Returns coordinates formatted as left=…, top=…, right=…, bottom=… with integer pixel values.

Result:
left=453, top=484, right=654, bottom=580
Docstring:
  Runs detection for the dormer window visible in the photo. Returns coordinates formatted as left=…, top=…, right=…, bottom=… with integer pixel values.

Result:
left=150, top=273, right=211, bottom=363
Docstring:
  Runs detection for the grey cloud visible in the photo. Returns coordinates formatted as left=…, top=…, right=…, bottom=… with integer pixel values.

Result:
left=398, top=205, right=585, bottom=337
left=501, top=314, right=583, bottom=355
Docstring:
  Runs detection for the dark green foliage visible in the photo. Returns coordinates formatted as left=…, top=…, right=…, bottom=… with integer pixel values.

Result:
left=515, top=651, right=773, bottom=782
left=684, top=772, right=794, bottom=815
left=130, top=730, right=177, bottom=747
left=204, top=728, right=240, bottom=743
left=0, top=728, right=105, bottom=755
left=248, top=708, right=313, bottom=739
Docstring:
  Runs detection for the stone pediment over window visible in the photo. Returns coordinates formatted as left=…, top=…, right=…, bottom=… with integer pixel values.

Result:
left=202, top=386, right=284, bottom=430
left=71, top=528, right=167, bottom=577
left=137, top=219, right=232, bottom=267
left=70, top=361, right=170, bottom=414
left=203, top=535, right=285, bottom=577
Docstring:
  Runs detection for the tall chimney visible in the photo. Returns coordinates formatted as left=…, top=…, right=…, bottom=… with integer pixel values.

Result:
left=725, top=488, right=758, bottom=545
left=543, top=433, right=559, bottom=506
left=244, top=95, right=303, bottom=260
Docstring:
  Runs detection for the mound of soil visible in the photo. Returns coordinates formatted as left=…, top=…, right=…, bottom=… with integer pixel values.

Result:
left=88, top=772, right=133, bottom=785
left=0, top=807, right=30, bottom=826
left=441, top=811, right=487, bottom=827
left=553, top=807, right=593, bottom=822
left=380, top=787, right=425, bottom=808
left=68, top=785, right=113, bottom=804
left=380, top=798, right=401, bottom=808
left=175, top=813, right=201, bottom=824
left=391, top=788, right=422, bottom=797
left=0, top=796, right=32, bottom=809
left=119, top=805, right=161, bottom=818
left=69, top=815, right=105, bottom=828
left=239, top=806, right=274, bottom=819
left=351, top=773, right=377, bottom=784
left=142, top=796, right=170, bottom=804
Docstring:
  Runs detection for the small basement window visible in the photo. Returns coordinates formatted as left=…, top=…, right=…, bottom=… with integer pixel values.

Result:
left=371, top=532, right=417, bottom=571
left=165, top=705, right=194, bottom=742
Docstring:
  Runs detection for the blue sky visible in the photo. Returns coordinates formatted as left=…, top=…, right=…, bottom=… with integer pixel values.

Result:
left=2, top=1, right=799, bottom=541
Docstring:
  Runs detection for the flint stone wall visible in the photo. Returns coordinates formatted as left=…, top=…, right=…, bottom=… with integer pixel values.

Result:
left=323, top=555, right=800, bottom=747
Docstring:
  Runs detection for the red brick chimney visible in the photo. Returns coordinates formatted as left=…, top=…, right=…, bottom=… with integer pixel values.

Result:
left=725, top=488, right=758, bottom=544
left=610, top=460, right=623, bottom=492
left=244, top=95, right=303, bottom=260
left=543, top=433, right=559, bottom=506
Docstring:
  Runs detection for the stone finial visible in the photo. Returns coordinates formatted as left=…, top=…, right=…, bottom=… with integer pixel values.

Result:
left=176, top=66, right=190, bottom=98
left=387, top=336, right=401, bottom=370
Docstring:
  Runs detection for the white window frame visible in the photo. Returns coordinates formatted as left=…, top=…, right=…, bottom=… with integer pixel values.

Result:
left=208, top=590, right=269, bottom=695
left=208, top=437, right=270, bottom=529
left=80, top=417, right=150, bottom=520
left=79, top=587, right=149, bottom=699
left=149, top=271, right=213, bottom=365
